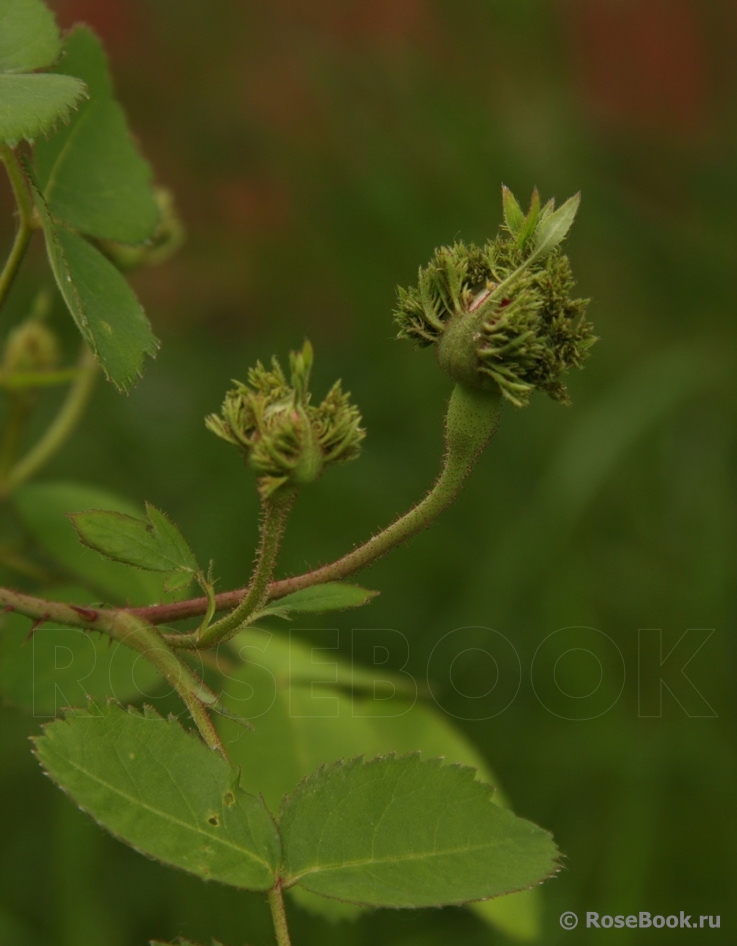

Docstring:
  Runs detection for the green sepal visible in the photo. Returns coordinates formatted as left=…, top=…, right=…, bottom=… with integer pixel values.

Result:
left=533, top=192, right=581, bottom=259
left=501, top=184, right=525, bottom=235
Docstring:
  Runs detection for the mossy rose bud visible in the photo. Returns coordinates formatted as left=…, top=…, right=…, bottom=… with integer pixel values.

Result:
left=205, top=341, right=364, bottom=497
left=394, top=187, right=596, bottom=407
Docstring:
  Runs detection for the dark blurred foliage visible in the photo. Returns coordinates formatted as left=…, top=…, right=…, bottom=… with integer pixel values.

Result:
left=1, top=1, right=736, bottom=944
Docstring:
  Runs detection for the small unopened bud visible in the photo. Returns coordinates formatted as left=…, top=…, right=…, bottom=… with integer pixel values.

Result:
left=1, top=319, right=60, bottom=374
left=206, top=341, right=365, bottom=497
left=394, top=187, right=595, bottom=407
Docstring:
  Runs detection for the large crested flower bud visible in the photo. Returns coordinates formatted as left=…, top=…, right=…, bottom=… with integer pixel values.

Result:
left=394, top=187, right=596, bottom=407
left=205, top=341, right=364, bottom=497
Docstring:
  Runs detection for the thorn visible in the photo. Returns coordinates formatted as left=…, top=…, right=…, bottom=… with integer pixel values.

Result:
left=2, top=605, right=13, bottom=614
left=24, top=617, right=48, bottom=643
left=70, top=604, right=98, bottom=622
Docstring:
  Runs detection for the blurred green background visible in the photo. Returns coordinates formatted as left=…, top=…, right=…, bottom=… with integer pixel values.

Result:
left=1, top=0, right=735, bottom=944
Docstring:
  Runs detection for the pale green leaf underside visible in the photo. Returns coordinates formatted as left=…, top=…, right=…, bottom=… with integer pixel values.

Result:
left=33, top=26, right=159, bottom=244
left=280, top=755, right=559, bottom=908
left=34, top=702, right=281, bottom=890
left=229, top=627, right=414, bottom=696
left=265, top=582, right=378, bottom=616
left=0, top=0, right=61, bottom=72
left=34, top=190, right=159, bottom=390
left=13, top=481, right=169, bottom=604
left=70, top=503, right=199, bottom=576
left=0, top=73, right=86, bottom=143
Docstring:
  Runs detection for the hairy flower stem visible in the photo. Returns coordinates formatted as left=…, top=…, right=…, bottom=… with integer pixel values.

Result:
left=144, top=385, right=501, bottom=637
left=0, top=586, right=226, bottom=755
left=270, top=384, right=502, bottom=590
left=267, top=883, right=292, bottom=946
left=193, top=488, right=297, bottom=648
left=0, top=145, right=36, bottom=313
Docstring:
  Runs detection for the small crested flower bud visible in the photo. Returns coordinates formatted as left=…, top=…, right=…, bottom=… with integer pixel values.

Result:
left=205, top=341, right=365, bottom=497
left=394, top=187, right=596, bottom=407
left=1, top=318, right=60, bottom=374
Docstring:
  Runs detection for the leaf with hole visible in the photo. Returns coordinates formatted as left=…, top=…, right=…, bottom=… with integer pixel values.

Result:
left=280, top=754, right=559, bottom=908
left=34, top=701, right=281, bottom=890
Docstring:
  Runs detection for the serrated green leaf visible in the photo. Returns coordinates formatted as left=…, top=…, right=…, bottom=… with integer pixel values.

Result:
left=34, top=701, right=281, bottom=890
left=0, top=585, right=162, bottom=715
left=0, top=73, right=86, bottom=143
left=501, top=185, right=524, bottom=235
left=13, top=481, right=169, bottom=604
left=69, top=503, right=198, bottom=578
left=33, top=26, right=159, bottom=244
left=227, top=633, right=548, bottom=933
left=34, top=190, right=158, bottom=390
left=280, top=754, right=559, bottom=908
left=534, top=193, right=580, bottom=258
left=264, top=582, right=378, bottom=616
left=0, top=0, right=61, bottom=72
